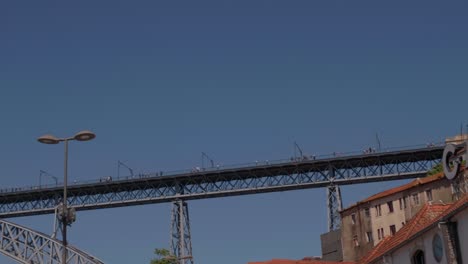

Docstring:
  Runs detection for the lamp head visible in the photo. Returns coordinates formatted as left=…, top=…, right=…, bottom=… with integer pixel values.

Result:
left=74, top=130, right=96, bottom=142
left=37, top=134, right=60, bottom=144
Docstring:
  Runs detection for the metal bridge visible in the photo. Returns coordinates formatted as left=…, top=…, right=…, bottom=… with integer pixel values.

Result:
left=0, top=219, right=103, bottom=264
left=0, top=144, right=446, bottom=263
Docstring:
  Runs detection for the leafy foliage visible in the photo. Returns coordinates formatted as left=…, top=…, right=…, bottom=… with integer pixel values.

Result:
left=427, top=160, right=466, bottom=176
left=427, top=163, right=443, bottom=176
left=150, top=248, right=177, bottom=264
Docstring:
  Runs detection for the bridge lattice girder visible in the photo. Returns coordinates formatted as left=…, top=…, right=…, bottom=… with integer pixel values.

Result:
left=0, top=220, right=103, bottom=264
left=0, top=146, right=443, bottom=218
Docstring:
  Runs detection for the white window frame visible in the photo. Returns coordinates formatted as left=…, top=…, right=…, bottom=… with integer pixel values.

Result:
left=426, top=189, right=433, bottom=201
left=412, top=193, right=420, bottom=205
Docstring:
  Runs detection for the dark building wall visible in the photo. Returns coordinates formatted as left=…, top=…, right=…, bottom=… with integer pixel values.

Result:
left=356, top=204, right=374, bottom=260
left=341, top=203, right=374, bottom=262
left=341, top=207, right=357, bottom=261
left=320, top=229, right=343, bottom=261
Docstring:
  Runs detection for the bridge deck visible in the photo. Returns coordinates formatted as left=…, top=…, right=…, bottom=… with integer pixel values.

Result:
left=0, top=146, right=444, bottom=218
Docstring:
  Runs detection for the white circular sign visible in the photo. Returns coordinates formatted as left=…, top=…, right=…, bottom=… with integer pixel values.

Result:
left=443, top=144, right=459, bottom=180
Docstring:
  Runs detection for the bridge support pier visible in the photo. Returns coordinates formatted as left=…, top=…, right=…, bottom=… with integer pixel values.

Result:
left=52, top=205, right=62, bottom=239
left=170, top=200, right=194, bottom=264
left=326, top=185, right=342, bottom=231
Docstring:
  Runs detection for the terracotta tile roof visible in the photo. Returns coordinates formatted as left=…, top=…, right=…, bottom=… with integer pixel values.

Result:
left=343, top=167, right=467, bottom=215
left=248, top=259, right=355, bottom=264
left=248, top=257, right=356, bottom=264
left=341, top=171, right=447, bottom=213
left=361, top=172, right=445, bottom=203
left=363, top=167, right=466, bottom=204
left=360, top=195, right=468, bottom=264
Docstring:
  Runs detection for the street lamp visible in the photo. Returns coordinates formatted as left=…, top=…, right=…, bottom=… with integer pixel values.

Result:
left=37, top=130, right=95, bottom=264
left=39, top=170, right=58, bottom=187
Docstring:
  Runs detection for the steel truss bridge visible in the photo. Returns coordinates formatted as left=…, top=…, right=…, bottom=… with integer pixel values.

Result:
left=0, top=145, right=445, bottom=263
left=0, top=219, right=103, bottom=264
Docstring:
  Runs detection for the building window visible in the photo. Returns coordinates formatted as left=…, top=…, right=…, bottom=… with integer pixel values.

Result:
left=366, top=232, right=373, bottom=243
left=364, top=208, right=370, bottom=218
left=464, top=178, right=468, bottom=193
left=402, top=222, right=405, bottom=227
left=390, top=225, right=396, bottom=235
left=404, top=196, right=408, bottom=208
left=351, top=213, right=356, bottom=225
left=399, top=198, right=403, bottom=210
left=412, top=193, right=420, bottom=205
left=377, top=228, right=384, bottom=240
left=465, top=176, right=468, bottom=193
left=387, top=201, right=394, bottom=213
left=426, top=189, right=433, bottom=201
left=376, top=204, right=382, bottom=216
left=353, top=235, right=359, bottom=247
left=412, top=250, right=425, bottom=264
left=432, top=233, right=444, bottom=262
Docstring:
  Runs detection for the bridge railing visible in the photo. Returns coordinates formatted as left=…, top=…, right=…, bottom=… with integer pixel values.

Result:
left=0, top=142, right=444, bottom=194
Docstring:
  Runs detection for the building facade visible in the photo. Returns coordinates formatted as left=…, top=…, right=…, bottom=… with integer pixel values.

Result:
left=362, top=195, right=468, bottom=264
left=320, top=229, right=343, bottom=261
left=340, top=172, right=455, bottom=262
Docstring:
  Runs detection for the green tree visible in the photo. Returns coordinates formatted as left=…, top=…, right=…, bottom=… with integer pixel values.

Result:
left=428, top=163, right=443, bottom=176
left=427, top=160, right=466, bottom=176
left=150, top=248, right=177, bottom=264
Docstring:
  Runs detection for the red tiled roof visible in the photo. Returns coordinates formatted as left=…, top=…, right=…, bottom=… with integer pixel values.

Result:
left=361, top=167, right=466, bottom=205
left=342, top=166, right=467, bottom=212
left=248, top=259, right=355, bottom=264
left=360, top=195, right=468, bottom=264
left=341, top=172, right=446, bottom=213
left=362, top=172, right=445, bottom=203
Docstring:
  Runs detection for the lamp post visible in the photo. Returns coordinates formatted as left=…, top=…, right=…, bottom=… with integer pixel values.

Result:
left=37, top=130, right=95, bottom=264
left=39, top=170, right=58, bottom=187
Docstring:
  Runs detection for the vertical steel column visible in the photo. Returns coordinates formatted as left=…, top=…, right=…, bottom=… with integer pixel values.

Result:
left=62, top=139, right=69, bottom=264
left=327, top=185, right=343, bottom=231
left=463, top=141, right=468, bottom=195
left=170, top=200, right=194, bottom=264
left=327, top=166, right=343, bottom=231
left=52, top=205, right=62, bottom=239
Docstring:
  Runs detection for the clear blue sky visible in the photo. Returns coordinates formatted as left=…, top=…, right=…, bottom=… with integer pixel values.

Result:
left=0, top=1, right=467, bottom=263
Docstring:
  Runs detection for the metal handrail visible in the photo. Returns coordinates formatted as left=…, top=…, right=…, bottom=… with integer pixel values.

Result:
left=1, top=142, right=445, bottom=193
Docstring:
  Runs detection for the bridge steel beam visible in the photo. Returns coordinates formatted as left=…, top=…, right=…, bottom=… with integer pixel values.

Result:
left=0, top=220, right=103, bottom=264
left=326, top=164, right=343, bottom=231
left=170, top=200, right=194, bottom=264
left=326, top=185, right=342, bottom=231
left=0, top=147, right=443, bottom=218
